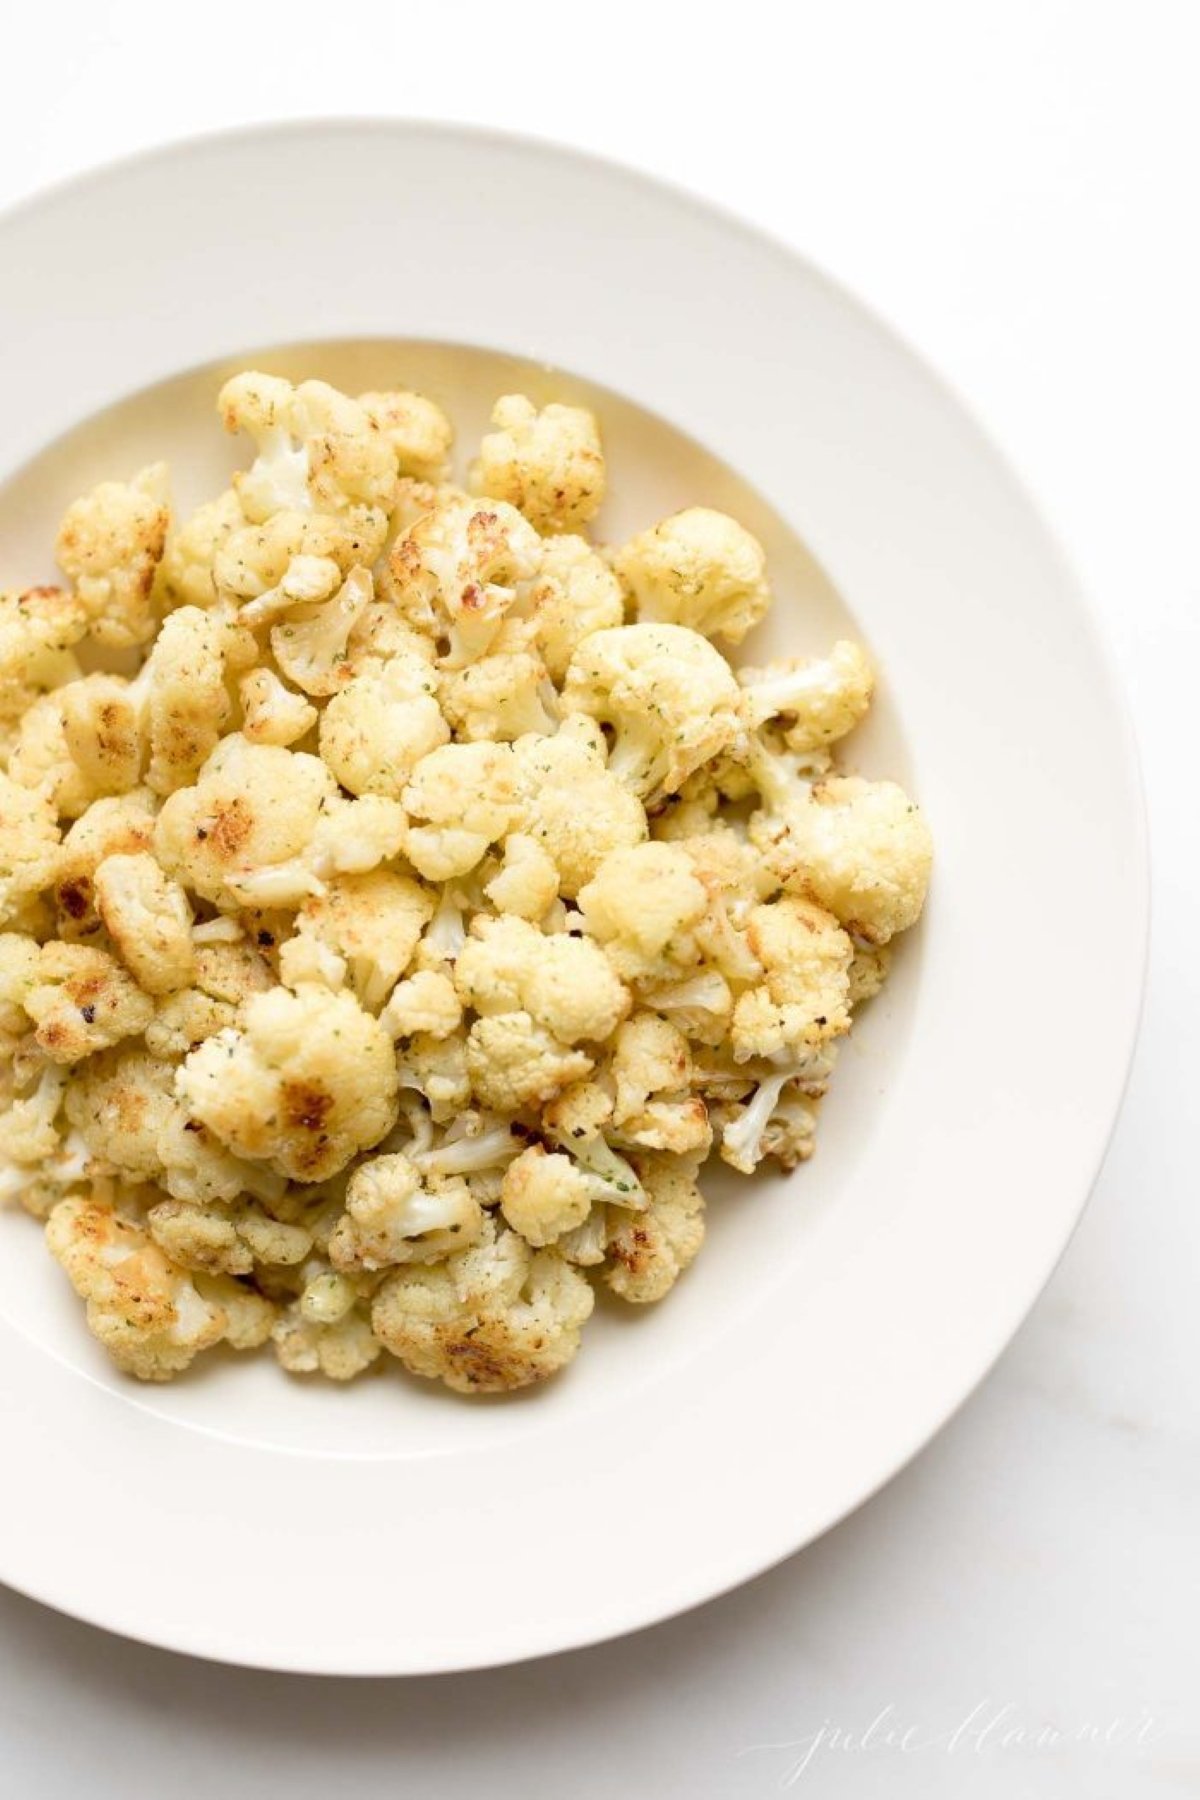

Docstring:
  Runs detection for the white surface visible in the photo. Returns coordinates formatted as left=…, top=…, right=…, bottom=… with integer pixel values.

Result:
left=0, top=122, right=1147, bottom=1675
left=0, top=0, right=1194, bottom=1786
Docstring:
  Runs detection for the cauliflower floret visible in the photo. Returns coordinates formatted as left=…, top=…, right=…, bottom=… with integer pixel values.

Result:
left=510, top=728, right=646, bottom=897
left=328, top=1153, right=483, bottom=1272
left=562, top=624, right=745, bottom=803
left=58, top=673, right=144, bottom=797
left=52, top=790, right=156, bottom=939
left=499, top=1145, right=595, bottom=1247
left=396, top=1031, right=472, bottom=1121
left=46, top=1197, right=227, bottom=1380
left=455, top=913, right=629, bottom=1045
left=195, top=1274, right=277, bottom=1350
left=378, top=969, right=462, bottom=1039
left=738, top=640, right=873, bottom=751
left=21, top=942, right=154, bottom=1063
left=156, top=1108, right=287, bottom=1208
left=286, top=871, right=432, bottom=1010
left=848, top=940, right=892, bottom=1007
left=214, top=508, right=386, bottom=603
left=372, top=1212, right=594, bottom=1393
left=146, top=1195, right=311, bottom=1276
left=222, top=791, right=407, bottom=908
left=541, top=1077, right=614, bottom=1144
left=525, top=534, right=624, bottom=682
left=155, top=488, right=244, bottom=612
left=0, top=771, right=61, bottom=926
left=482, top=833, right=559, bottom=920
left=218, top=372, right=397, bottom=529
left=140, top=605, right=251, bottom=795
left=577, top=841, right=708, bottom=983
left=177, top=984, right=399, bottom=1182
left=386, top=494, right=541, bottom=667
left=717, top=1073, right=820, bottom=1174
left=238, top=667, right=319, bottom=747
left=729, top=897, right=852, bottom=1062
left=6, top=693, right=99, bottom=818
left=93, top=853, right=194, bottom=995
left=402, top=741, right=521, bottom=881
left=614, top=507, right=769, bottom=646
left=0, top=1060, right=66, bottom=1167
left=0, top=586, right=86, bottom=756
left=267, top=565, right=373, bottom=697
left=61, top=1047, right=173, bottom=1177
left=154, top=736, right=334, bottom=907
left=606, top=1012, right=711, bottom=1155
left=438, top=649, right=558, bottom=742
left=272, top=1299, right=381, bottom=1380
left=358, top=388, right=453, bottom=481
left=144, top=939, right=273, bottom=1060
left=753, top=775, right=933, bottom=944
left=54, top=464, right=170, bottom=648
left=465, top=1013, right=593, bottom=1112
left=470, top=394, right=605, bottom=534
left=603, top=1155, right=706, bottom=1303
left=318, top=647, right=447, bottom=796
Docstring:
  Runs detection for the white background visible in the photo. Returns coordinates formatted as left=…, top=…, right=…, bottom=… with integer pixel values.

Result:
left=1, top=2, right=1196, bottom=1795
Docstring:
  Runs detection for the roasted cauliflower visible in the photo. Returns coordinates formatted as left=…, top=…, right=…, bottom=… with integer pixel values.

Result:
left=0, top=367, right=929, bottom=1394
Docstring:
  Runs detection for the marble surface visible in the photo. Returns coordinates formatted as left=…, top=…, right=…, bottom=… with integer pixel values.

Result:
left=1, top=4, right=1196, bottom=1794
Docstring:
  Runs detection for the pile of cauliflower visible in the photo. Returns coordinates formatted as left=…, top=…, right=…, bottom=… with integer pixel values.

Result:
left=0, top=372, right=931, bottom=1394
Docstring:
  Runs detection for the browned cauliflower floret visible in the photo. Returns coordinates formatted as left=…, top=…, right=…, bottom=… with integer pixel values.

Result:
left=46, top=1197, right=228, bottom=1380
left=372, top=1213, right=594, bottom=1393
left=470, top=395, right=605, bottom=534
left=214, top=508, right=386, bottom=603
left=284, top=871, right=432, bottom=1010
left=614, top=507, right=770, bottom=646
left=562, top=624, right=745, bottom=804
left=604, top=1155, right=705, bottom=1303
left=177, top=984, right=399, bottom=1182
left=607, top=1013, right=711, bottom=1154
left=510, top=727, right=646, bottom=898
left=358, top=388, right=453, bottom=481
left=0, top=771, right=61, bottom=926
left=738, top=640, right=874, bottom=751
left=52, top=790, right=156, bottom=940
left=499, top=1144, right=594, bottom=1247
left=141, top=605, right=251, bottom=795
left=22, top=942, right=153, bottom=1063
left=218, top=372, right=397, bottom=531
left=318, top=646, right=448, bottom=797
left=93, top=852, right=194, bottom=995
left=63, top=1046, right=176, bottom=1179
left=54, top=464, right=170, bottom=648
left=145, top=939, right=274, bottom=1060
left=729, top=897, right=853, bottom=1061
left=525, top=534, right=624, bottom=681
left=154, top=735, right=334, bottom=908
left=147, top=1195, right=311, bottom=1276
left=0, top=585, right=86, bottom=756
left=238, top=668, right=319, bottom=747
left=328, top=1152, right=483, bottom=1272
left=59, top=673, right=144, bottom=797
left=753, top=775, right=933, bottom=944
left=155, top=488, right=244, bottom=611
left=385, top=493, right=541, bottom=667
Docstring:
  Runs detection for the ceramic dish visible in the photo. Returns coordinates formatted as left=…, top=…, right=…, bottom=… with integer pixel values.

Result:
left=0, top=121, right=1147, bottom=1673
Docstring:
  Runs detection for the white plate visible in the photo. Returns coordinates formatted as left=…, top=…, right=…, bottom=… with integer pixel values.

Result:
left=0, top=122, right=1146, bottom=1674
